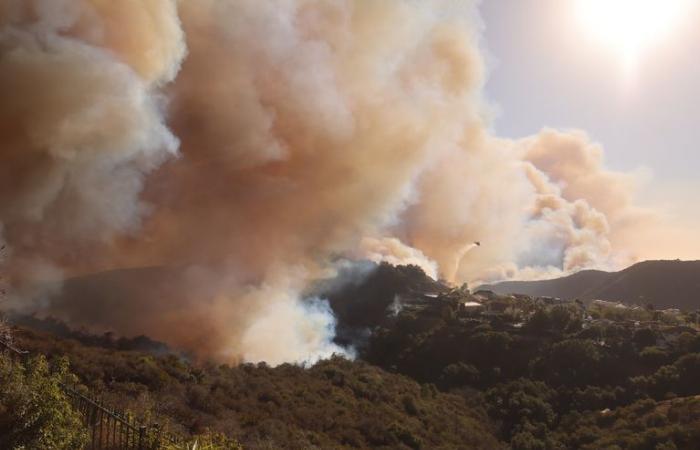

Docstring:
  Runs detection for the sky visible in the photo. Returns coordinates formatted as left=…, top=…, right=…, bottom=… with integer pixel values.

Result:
left=480, top=0, right=700, bottom=233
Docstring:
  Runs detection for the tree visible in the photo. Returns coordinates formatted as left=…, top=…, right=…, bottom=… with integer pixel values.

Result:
left=440, top=362, right=480, bottom=388
left=640, top=346, right=669, bottom=368
left=634, top=328, right=658, bottom=349
left=510, top=431, right=547, bottom=450
left=636, top=353, right=700, bottom=399
left=0, top=354, right=87, bottom=449
left=524, top=309, right=550, bottom=334
left=531, top=339, right=602, bottom=386
left=485, top=378, right=556, bottom=441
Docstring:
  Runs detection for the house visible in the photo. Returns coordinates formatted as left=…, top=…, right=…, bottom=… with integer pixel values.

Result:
left=473, top=289, right=498, bottom=300
left=461, top=301, right=484, bottom=315
left=539, top=296, right=567, bottom=305
left=592, top=299, right=627, bottom=309
left=462, top=301, right=483, bottom=310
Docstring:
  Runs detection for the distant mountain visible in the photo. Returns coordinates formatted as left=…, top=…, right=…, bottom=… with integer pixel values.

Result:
left=39, top=265, right=186, bottom=337
left=482, top=260, right=700, bottom=310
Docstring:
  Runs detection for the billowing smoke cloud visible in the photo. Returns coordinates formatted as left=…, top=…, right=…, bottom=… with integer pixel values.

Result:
left=389, top=127, right=657, bottom=285
left=0, top=0, right=184, bottom=274
left=358, top=237, right=438, bottom=280
left=0, top=0, right=675, bottom=363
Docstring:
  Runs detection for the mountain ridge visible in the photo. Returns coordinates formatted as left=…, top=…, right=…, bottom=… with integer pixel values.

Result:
left=482, top=259, right=700, bottom=310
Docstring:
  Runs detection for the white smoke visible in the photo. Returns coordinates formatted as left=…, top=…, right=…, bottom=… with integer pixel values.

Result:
left=358, top=237, right=438, bottom=280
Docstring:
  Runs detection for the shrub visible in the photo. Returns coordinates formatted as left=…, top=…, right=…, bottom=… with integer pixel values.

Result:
left=0, top=354, right=86, bottom=449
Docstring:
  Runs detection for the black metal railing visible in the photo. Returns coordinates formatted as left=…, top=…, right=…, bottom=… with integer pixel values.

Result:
left=1, top=337, right=188, bottom=450
left=63, top=384, right=160, bottom=450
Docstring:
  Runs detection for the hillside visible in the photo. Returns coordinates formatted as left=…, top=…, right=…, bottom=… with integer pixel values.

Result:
left=550, top=395, right=700, bottom=449
left=42, top=266, right=186, bottom=338
left=483, top=260, right=700, bottom=310
left=12, top=326, right=502, bottom=450
left=5, top=262, right=700, bottom=449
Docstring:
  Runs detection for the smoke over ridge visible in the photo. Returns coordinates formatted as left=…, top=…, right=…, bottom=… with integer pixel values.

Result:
left=0, top=0, right=671, bottom=363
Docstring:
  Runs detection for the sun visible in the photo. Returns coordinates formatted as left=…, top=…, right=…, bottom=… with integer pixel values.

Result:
left=575, top=0, right=691, bottom=70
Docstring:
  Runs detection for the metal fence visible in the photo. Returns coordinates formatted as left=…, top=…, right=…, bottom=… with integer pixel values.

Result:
left=64, top=383, right=192, bottom=450
left=1, top=337, right=188, bottom=450
left=63, top=384, right=163, bottom=450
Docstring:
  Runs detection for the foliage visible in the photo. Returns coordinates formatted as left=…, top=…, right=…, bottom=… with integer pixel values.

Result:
left=163, top=432, right=243, bottom=450
left=633, top=353, right=700, bottom=399
left=9, top=263, right=700, bottom=449
left=485, top=378, right=556, bottom=440
left=0, top=353, right=86, bottom=450
left=553, top=396, right=700, bottom=449
left=17, top=328, right=501, bottom=449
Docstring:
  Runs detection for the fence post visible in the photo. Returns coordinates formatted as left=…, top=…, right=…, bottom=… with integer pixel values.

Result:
left=125, top=415, right=131, bottom=449
left=153, top=423, right=162, bottom=450
left=97, top=400, right=103, bottom=449
left=138, top=425, right=146, bottom=450
left=90, top=403, right=97, bottom=450
left=112, top=412, right=117, bottom=448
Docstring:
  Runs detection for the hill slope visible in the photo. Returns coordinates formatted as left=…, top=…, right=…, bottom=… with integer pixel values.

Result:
left=8, top=262, right=700, bottom=449
left=15, top=327, right=502, bottom=450
left=483, top=260, right=700, bottom=309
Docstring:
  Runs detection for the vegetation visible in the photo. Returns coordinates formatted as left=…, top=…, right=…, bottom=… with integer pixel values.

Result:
left=15, top=327, right=500, bottom=449
left=552, top=396, right=700, bottom=450
left=5, top=262, right=700, bottom=449
left=0, top=353, right=86, bottom=450
left=332, top=263, right=700, bottom=449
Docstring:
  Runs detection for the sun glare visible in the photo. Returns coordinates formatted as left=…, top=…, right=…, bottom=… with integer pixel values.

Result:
left=575, top=0, right=690, bottom=70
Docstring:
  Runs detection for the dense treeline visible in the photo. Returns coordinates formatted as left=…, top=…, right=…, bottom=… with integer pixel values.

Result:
left=366, top=301, right=700, bottom=392
left=13, top=327, right=501, bottom=450
left=349, top=265, right=700, bottom=449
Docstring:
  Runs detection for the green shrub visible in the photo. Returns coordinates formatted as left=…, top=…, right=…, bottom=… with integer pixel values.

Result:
left=0, top=354, right=86, bottom=450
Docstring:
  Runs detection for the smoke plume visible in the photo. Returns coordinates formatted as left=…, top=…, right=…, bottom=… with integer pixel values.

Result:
left=0, top=0, right=676, bottom=363
left=358, top=237, right=438, bottom=280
